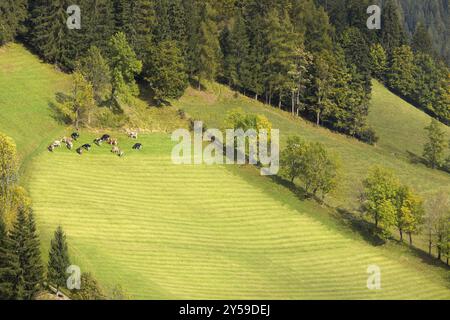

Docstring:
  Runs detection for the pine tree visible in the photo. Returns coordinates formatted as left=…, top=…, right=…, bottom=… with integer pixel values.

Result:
left=381, top=0, right=406, bottom=55
left=0, top=216, right=23, bottom=300
left=0, top=0, right=28, bottom=45
left=29, top=0, right=74, bottom=68
left=412, top=23, right=433, bottom=55
left=78, top=46, right=112, bottom=104
left=144, top=40, right=188, bottom=103
left=221, top=9, right=251, bottom=90
left=107, top=32, right=143, bottom=102
left=387, top=45, right=416, bottom=96
left=116, top=0, right=155, bottom=60
left=47, top=226, right=70, bottom=290
left=9, top=207, right=44, bottom=299
left=22, top=209, right=44, bottom=298
left=369, top=43, right=387, bottom=81
left=183, top=0, right=201, bottom=79
left=83, top=0, right=115, bottom=53
left=196, top=3, right=221, bottom=89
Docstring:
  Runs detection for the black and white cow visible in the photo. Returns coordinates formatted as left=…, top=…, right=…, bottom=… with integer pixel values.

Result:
left=71, top=132, right=80, bottom=141
left=132, top=143, right=143, bottom=150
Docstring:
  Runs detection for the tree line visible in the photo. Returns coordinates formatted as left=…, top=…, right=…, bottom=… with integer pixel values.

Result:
left=2, top=0, right=447, bottom=142
left=279, top=132, right=449, bottom=264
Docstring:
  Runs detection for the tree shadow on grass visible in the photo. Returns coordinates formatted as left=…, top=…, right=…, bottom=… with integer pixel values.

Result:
left=335, top=207, right=386, bottom=246
left=267, top=175, right=309, bottom=201
left=48, top=92, right=71, bottom=125
left=406, top=150, right=427, bottom=166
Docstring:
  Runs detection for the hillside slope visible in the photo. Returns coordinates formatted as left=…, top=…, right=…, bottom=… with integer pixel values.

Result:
left=1, top=44, right=449, bottom=299
left=174, top=82, right=450, bottom=211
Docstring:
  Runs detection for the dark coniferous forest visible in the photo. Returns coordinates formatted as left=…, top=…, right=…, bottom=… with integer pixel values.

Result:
left=1, top=0, right=449, bottom=139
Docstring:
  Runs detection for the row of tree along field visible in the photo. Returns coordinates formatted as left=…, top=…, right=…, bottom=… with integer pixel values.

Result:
left=279, top=127, right=450, bottom=265
left=0, top=0, right=448, bottom=142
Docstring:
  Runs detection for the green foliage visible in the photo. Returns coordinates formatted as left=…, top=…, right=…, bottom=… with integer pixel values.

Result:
left=71, top=273, right=106, bottom=300
left=196, top=3, right=221, bottom=87
left=394, top=185, right=424, bottom=244
left=144, top=40, right=188, bottom=103
left=78, top=46, right=112, bottom=104
left=0, top=133, right=18, bottom=216
left=369, top=44, right=387, bottom=81
left=424, top=191, right=450, bottom=260
left=280, top=136, right=340, bottom=200
left=381, top=0, right=406, bottom=54
left=107, top=32, right=143, bottom=101
left=0, top=0, right=27, bottom=45
left=423, top=119, right=447, bottom=169
left=387, top=45, right=416, bottom=97
left=47, top=226, right=70, bottom=290
left=0, top=216, right=23, bottom=300
left=56, top=71, right=96, bottom=129
left=361, top=167, right=399, bottom=231
left=412, top=23, right=433, bottom=55
left=220, top=9, right=252, bottom=89
left=9, top=207, right=44, bottom=299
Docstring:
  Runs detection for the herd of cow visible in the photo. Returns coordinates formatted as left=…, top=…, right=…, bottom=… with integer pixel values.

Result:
left=47, top=130, right=143, bottom=157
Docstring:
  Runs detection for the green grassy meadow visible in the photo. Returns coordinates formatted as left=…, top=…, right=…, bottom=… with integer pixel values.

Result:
left=174, top=82, right=450, bottom=211
left=1, top=44, right=449, bottom=299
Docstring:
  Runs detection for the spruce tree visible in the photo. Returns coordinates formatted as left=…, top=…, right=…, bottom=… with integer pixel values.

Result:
left=22, top=209, right=44, bottom=298
left=107, top=32, right=143, bottom=102
left=0, top=216, right=23, bottom=300
left=9, top=207, right=43, bottom=299
left=83, top=0, right=115, bottom=53
left=381, top=0, right=406, bottom=54
left=196, top=3, right=221, bottom=89
left=221, top=9, right=251, bottom=90
left=47, top=226, right=70, bottom=290
left=29, top=0, right=72, bottom=67
left=412, top=23, right=433, bottom=55
left=0, top=0, right=28, bottom=45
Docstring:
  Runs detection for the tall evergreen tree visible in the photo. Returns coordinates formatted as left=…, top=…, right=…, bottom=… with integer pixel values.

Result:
left=221, top=9, right=252, bottom=90
left=107, top=32, right=143, bottom=102
left=83, top=0, right=115, bottom=53
left=9, top=207, right=44, bottom=299
left=196, top=2, right=221, bottom=88
left=29, top=0, right=75, bottom=68
left=0, top=0, right=28, bottom=45
left=381, top=0, right=406, bottom=55
left=0, top=216, right=23, bottom=300
left=47, top=226, right=71, bottom=290
left=412, top=23, right=433, bottom=55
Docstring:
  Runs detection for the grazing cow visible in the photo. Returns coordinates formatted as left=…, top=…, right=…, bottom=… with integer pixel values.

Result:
left=76, top=147, right=83, bottom=155
left=62, top=137, right=73, bottom=144
left=111, top=146, right=120, bottom=154
left=82, top=144, right=91, bottom=151
left=48, top=145, right=54, bottom=152
left=132, top=143, right=142, bottom=150
left=52, top=140, right=62, bottom=148
left=71, top=132, right=80, bottom=141
left=128, top=131, right=138, bottom=139
left=108, top=138, right=118, bottom=146
left=66, top=141, right=73, bottom=150
left=101, top=134, right=110, bottom=142
left=94, top=138, right=103, bottom=146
